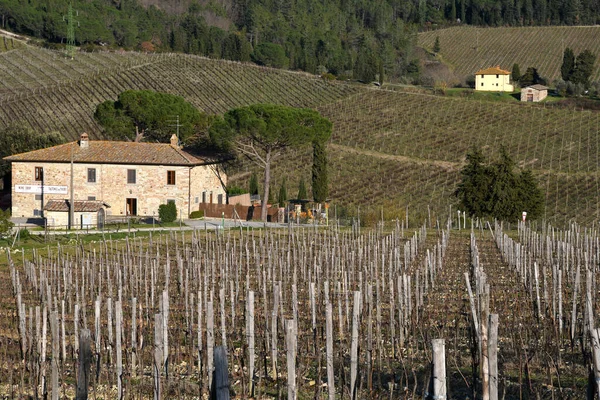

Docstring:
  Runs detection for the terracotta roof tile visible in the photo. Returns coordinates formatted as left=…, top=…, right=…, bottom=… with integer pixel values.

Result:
left=44, top=200, right=110, bottom=212
left=475, top=66, right=511, bottom=75
left=4, top=140, right=215, bottom=166
left=524, top=84, right=549, bottom=91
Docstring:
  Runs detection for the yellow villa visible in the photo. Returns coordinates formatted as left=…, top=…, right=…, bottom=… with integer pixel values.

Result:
left=475, top=66, right=514, bottom=92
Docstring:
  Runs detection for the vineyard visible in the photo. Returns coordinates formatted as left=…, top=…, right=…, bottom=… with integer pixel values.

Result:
left=1, top=219, right=599, bottom=398
left=0, top=47, right=357, bottom=140
left=2, top=43, right=600, bottom=226
left=418, top=26, right=600, bottom=82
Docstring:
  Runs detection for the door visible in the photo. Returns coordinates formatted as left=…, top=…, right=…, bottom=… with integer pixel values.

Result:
left=126, top=198, right=137, bottom=216
left=527, top=93, right=533, bottom=102
left=97, top=208, right=105, bottom=229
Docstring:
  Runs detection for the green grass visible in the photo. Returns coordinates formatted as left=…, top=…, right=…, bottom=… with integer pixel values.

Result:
left=444, top=88, right=520, bottom=102
left=418, top=26, right=600, bottom=82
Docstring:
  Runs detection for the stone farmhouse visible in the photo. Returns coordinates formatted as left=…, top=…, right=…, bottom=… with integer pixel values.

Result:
left=4, top=133, right=227, bottom=227
left=475, top=66, right=514, bottom=92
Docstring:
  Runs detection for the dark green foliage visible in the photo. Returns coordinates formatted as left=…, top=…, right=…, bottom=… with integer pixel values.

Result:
left=297, top=177, right=307, bottom=200
left=158, top=202, right=177, bottom=223
left=312, top=141, right=328, bottom=203
left=455, top=147, right=544, bottom=221
left=189, top=210, right=205, bottom=219
left=252, top=43, right=288, bottom=69
left=519, top=67, right=544, bottom=87
left=94, top=90, right=208, bottom=143
left=433, top=36, right=441, bottom=53
left=209, top=103, right=331, bottom=220
left=0, top=124, right=64, bottom=185
left=249, top=172, right=259, bottom=196
left=571, top=50, right=595, bottom=86
left=512, top=63, right=521, bottom=83
left=354, top=45, right=378, bottom=82
left=0, top=209, right=14, bottom=239
left=561, top=48, right=575, bottom=81
left=278, top=178, right=288, bottom=206
left=227, top=185, right=247, bottom=196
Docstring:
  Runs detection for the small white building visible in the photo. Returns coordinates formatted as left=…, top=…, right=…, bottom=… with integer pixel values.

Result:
left=44, top=200, right=110, bottom=229
left=475, top=66, right=514, bottom=92
left=521, top=84, right=549, bottom=102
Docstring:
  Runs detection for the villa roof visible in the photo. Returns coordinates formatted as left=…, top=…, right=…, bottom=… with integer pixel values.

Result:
left=524, top=84, right=549, bottom=91
left=475, top=66, right=511, bottom=75
left=4, top=136, right=218, bottom=166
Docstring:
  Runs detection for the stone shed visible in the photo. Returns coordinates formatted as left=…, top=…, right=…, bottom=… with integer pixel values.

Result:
left=44, top=200, right=110, bottom=229
left=521, top=84, right=549, bottom=102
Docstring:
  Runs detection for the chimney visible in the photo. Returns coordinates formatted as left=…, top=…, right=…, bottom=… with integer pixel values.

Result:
left=170, top=134, right=179, bottom=148
left=79, top=132, right=89, bottom=148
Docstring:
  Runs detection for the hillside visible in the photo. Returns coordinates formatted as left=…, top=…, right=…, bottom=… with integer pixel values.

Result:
left=2, top=44, right=600, bottom=227
left=418, top=26, right=600, bottom=83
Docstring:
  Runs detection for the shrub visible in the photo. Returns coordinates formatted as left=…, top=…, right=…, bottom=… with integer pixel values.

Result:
left=158, top=202, right=177, bottom=223
left=227, top=185, right=247, bottom=196
left=19, top=228, right=30, bottom=240
left=0, top=209, right=13, bottom=238
left=189, top=210, right=204, bottom=219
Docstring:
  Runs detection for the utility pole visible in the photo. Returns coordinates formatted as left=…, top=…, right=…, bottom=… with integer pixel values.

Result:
left=169, top=115, right=182, bottom=143
left=63, top=3, right=79, bottom=60
left=69, top=145, right=74, bottom=230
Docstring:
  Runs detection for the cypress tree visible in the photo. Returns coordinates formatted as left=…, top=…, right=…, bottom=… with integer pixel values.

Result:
left=561, top=48, right=575, bottom=81
left=278, top=178, right=288, bottom=206
left=433, top=36, right=441, bottom=53
left=249, top=172, right=259, bottom=195
left=511, top=63, right=521, bottom=83
left=312, top=141, right=328, bottom=203
left=297, top=177, right=307, bottom=200
left=572, top=50, right=596, bottom=86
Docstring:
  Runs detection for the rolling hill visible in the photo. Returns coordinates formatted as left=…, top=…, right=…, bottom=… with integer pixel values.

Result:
left=1, top=42, right=600, bottom=227
left=418, top=26, right=600, bottom=83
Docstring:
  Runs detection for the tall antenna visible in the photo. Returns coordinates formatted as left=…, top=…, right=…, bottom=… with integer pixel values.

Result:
left=64, top=3, right=79, bottom=60
left=169, top=115, right=182, bottom=143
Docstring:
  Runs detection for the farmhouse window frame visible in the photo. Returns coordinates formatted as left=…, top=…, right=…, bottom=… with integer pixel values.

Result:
left=87, top=168, right=96, bottom=183
left=167, top=170, right=176, bottom=185
left=35, top=166, right=43, bottom=181
left=127, top=169, right=137, bottom=184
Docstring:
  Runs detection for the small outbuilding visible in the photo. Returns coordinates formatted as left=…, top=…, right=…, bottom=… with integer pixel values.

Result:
left=44, top=200, right=110, bottom=229
left=521, top=84, right=549, bottom=102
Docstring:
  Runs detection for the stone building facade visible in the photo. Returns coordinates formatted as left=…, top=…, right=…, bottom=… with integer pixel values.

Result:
left=5, top=133, right=226, bottom=222
left=520, top=84, right=549, bottom=102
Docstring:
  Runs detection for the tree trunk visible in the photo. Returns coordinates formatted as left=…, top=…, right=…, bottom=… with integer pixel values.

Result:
left=261, top=149, right=272, bottom=221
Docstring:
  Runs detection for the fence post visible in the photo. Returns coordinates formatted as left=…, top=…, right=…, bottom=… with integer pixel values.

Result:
left=431, top=339, right=446, bottom=400
left=488, top=314, right=499, bottom=400
left=76, top=329, right=91, bottom=400
left=211, top=346, right=229, bottom=400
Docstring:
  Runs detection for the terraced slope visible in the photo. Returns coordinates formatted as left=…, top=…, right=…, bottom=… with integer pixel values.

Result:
left=418, top=26, right=600, bottom=82
left=0, top=48, right=358, bottom=140
left=230, top=90, right=600, bottom=226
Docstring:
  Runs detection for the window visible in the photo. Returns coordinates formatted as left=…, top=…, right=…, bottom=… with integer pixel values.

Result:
left=167, top=199, right=176, bottom=205
left=481, top=83, right=484, bottom=86
left=167, top=170, right=176, bottom=185
left=127, top=169, right=136, bottom=184
left=35, top=167, right=43, bottom=181
left=481, top=74, right=484, bottom=78
left=195, top=197, right=199, bottom=204
left=202, top=192, right=206, bottom=203
left=218, top=194, right=223, bottom=204
left=88, top=196, right=96, bottom=201
left=87, top=168, right=96, bottom=183
left=35, top=194, right=42, bottom=201
left=496, top=74, right=499, bottom=78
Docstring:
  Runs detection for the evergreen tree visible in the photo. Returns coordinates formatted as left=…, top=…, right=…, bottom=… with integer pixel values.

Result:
left=454, top=147, right=491, bottom=218
left=571, top=50, right=596, bottom=86
left=519, top=67, right=543, bottom=86
left=455, top=147, right=544, bottom=221
left=433, top=36, right=441, bottom=53
left=561, top=47, right=575, bottom=81
left=297, top=177, right=307, bottom=200
left=278, top=177, right=288, bottom=206
left=511, top=63, right=521, bottom=83
left=249, top=172, right=259, bottom=195
left=312, top=141, right=328, bottom=202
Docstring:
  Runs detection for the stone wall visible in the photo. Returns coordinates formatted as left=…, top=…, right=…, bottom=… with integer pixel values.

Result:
left=11, top=161, right=226, bottom=218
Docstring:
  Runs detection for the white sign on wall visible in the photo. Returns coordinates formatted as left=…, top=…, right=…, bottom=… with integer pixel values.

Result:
left=15, top=185, right=68, bottom=195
